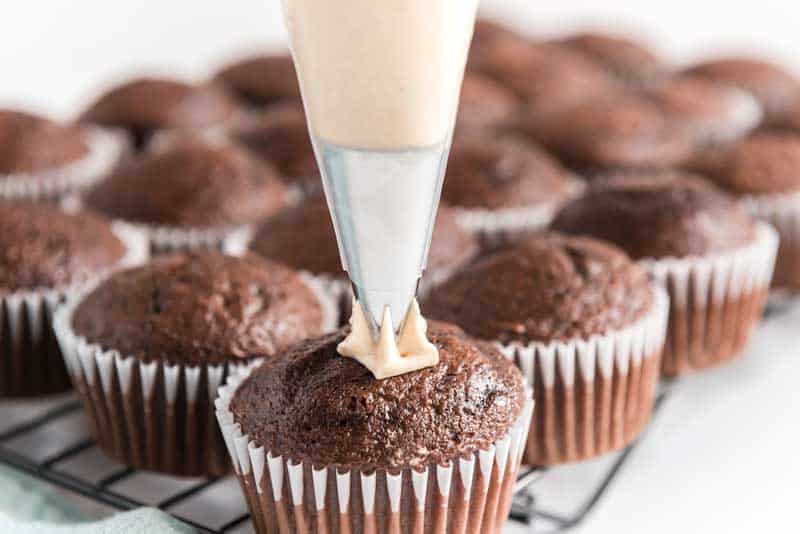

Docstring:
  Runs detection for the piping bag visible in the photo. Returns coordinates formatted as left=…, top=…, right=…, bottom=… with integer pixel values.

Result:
left=282, top=0, right=479, bottom=377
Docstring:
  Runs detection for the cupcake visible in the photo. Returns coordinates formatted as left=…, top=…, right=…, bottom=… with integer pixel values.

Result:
left=469, top=19, right=536, bottom=74
left=551, top=173, right=777, bottom=376
left=230, top=102, right=319, bottom=192
left=54, top=251, right=337, bottom=477
left=81, top=77, right=239, bottom=151
left=249, top=196, right=479, bottom=309
left=457, top=71, right=520, bottom=132
left=526, top=92, right=695, bottom=173
left=553, top=30, right=667, bottom=85
left=213, top=54, right=301, bottom=108
left=84, top=142, right=288, bottom=254
left=769, top=99, right=800, bottom=133
left=682, top=57, right=800, bottom=124
left=442, top=135, right=583, bottom=246
left=689, top=132, right=800, bottom=290
left=0, top=109, right=125, bottom=203
left=424, top=234, right=668, bottom=466
left=473, top=41, right=621, bottom=122
left=216, top=324, right=532, bottom=533
left=646, top=76, right=763, bottom=145
left=0, top=202, right=146, bottom=397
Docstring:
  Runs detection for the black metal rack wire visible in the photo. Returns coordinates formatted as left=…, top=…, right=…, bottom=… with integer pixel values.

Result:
left=0, top=386, right=673, bottom=533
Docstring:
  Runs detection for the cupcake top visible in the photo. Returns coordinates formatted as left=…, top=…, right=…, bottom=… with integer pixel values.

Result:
left=85, top=143, right=287, bottom=228
left=0, top=109, right=89, bottom=174
left=468, top=19, right=536, bottom=74
left=71, top=251, right=325, bottom=365
left=551, top=173, right=756, bottom=259
left=442, top=136, right=575, bottom=210
left=81, top=77, right=237, bottom=147
left=554, top=31, right=666, bottom=84
left=424, top=234, right=653, bottom=344
left=213, top=54, right=301, bottom=107
left=690, top=132, right=800, bottom=195
left=532, top=93, right=694, bottom=171
left=476, top=42, right=620, bottom=119
left=646, top=77, right=762, bottom=142
left=250, top=197, right=478, bottom=277
left=457, top=71, right=519, bottom=131
left=231, top=102, right=318, bottom=185
left=0, top=203, right=126, bottom=293
left=683, top=58, right=800, bottom=122
left=228, top=323, right=526, bottom=470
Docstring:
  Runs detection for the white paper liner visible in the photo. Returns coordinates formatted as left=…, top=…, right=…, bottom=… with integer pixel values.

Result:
left=494, top=286, right=668, bottom=465
left=742, top=192, right=800, bottom=290
left=0, top=223, right=148, bottom=397
left=455, top=177, right=586, bottom=249
left=641, top=222, right=778, bottom=376
left=456, top=178, right=585, bottom=234
left=216, top=364, right=533, bottom=534
left=51, top=269, right=338, bottom=475
left=0, top=127, right=127, bottom=203
left=692, top=87, right=763, bottom=145
left=125, top=222, right=254, bottom=256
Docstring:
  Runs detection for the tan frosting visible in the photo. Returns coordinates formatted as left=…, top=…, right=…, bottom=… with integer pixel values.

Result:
left=283, top=0, right=479, bottom=149
left=338, top=298, right=439, bottom=379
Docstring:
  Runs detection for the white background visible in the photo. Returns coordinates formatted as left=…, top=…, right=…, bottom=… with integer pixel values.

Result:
left=3, top=2, right=800, bottom=533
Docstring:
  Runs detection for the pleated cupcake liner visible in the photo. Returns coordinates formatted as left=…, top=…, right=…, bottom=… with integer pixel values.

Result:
left=495, top=286, right=669, bottom=467
left=216, top=366, right=534, bottom=534
left=52, top=274, right=340, bottom=477
left=690, top=87, right=763, bottom=145
left=124, top=222, right=255, bottom=256
left=0, top=127, right=127, bottom=203
left=641, top=221, right=778, bottom=377
left=742, top=192, right=800, bottom=290
left=455, top=178, right=585, bottom=251
left=0, top=222, right=149, bottom=398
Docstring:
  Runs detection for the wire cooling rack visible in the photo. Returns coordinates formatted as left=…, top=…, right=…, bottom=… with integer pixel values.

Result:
left=0, top=386, right=673, bottom=533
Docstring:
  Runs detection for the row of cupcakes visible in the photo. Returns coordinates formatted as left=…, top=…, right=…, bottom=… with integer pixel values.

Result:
left=39, top=244, right=532, bottom=532
left=0, top=20, right=794, bottom=534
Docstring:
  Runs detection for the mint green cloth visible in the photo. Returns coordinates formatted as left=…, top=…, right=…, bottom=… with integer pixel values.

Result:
left=0, top=509, right=194, bottom=534
left=0, top=466, right=194, bottom=533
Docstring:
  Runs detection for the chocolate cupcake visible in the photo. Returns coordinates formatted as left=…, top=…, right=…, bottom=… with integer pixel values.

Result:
left=689, top=132, right=800, bottom=289
left=551, top=173, right=777, bottom=376
left=85, top=142, right=288, bottom=254
left=554, top=31, right=667, bottom=85
left=770, top=99, right=800, bottom=133
left=469, top=19, right=536, bottom=73
left=81, top=77, right=239, bottom=150
left=230, top=102, right=319, bottom=191
left=0, top=203, right=146, bottom=397
left=647, top=76, right=763, bottom=145
left=54, top=251, right=337, bottom=476
left=213, top=54, right=301, bottom=108
left=216, top=324, right=532, bottom=533
left=0, top=109, right=125, bottom=203
left=526, top=92, right=695, bottom=173
left=249, top=197, right=479, bottom=309
left=424, top=234, right=668, bottom=466
left=683, top=57, right=800, bottom=124
left=442, top=135, right=583, bottom=246
left=457, top=71, right=520, bottom=132
left=474, top=41, right=621, bottom=122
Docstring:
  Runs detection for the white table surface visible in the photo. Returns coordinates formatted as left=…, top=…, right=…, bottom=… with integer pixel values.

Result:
left=2, top=2, right=800, bottom=533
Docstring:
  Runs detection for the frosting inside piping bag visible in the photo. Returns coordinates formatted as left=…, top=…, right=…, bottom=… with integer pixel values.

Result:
left=338, top=298, right=438, bottom=380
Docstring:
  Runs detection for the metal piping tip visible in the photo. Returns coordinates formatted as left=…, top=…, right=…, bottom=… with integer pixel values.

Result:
left=313, top=137, right=451, bottom=336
